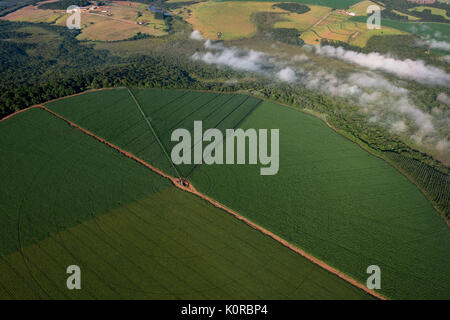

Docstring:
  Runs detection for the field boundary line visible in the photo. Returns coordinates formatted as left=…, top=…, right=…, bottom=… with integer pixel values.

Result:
left=324, top=121, right=450, bottom=228
left=126, top=88, right=183, bottom=179
left=33, top=104, right=386, bottom=301
left=0, top=105, right=39, bottom=122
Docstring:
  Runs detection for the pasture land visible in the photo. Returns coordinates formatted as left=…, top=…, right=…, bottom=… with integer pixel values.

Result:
left=43, top=89, right=450, bottom=299
left=1, top=1, right=168, bottom=41
left=0, top=5, right=64, bottom=23
left=409, top=6, right=450, bottom=20
left=273, top=4, right=331, bottom=31
left=186, top=1, right=288, bottom=40
left=348, top=0, right=382, bottom=16
left=190, top=101, right=450, bottom=300
left=216, top=0, right=360, bottom=10
left=392, top=10, right=421, bottom=21
left=76, top=13, right=165, bottom=41
left=301, top=12, right=406, bottom=46
left=0, top=104, right=372, bottom=299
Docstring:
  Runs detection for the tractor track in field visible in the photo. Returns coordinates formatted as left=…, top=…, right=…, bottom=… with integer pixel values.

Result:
left=3, top=104, right=384, bottom=300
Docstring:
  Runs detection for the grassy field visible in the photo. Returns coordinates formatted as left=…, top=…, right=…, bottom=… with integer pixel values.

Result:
left=76, top=13, right=165, bottom=41
left=0, top=5, right=65, bottom=23
left=216, top=0, right=360, bottom=10
left=42, top=89, right=450, bottom=299
left=409, top=6, right=450, bottom=20
left=185, top=0, right=393, bottom=45
left=300, top=12, right=406, bottom=46
left=0, top=104, right=372, bottom=299
left=392, top=9, right=421, bottom=21
left=348, top=0, right=382, bottom=16
left=2, top=2, right=168, bottom=41
left=273, top=4, right=331, bottom=31
left=350, top=16, right=450, bottom=41
left=186, top=1, right=289, bottom=40
left=190, top=101, right=450, bottom=300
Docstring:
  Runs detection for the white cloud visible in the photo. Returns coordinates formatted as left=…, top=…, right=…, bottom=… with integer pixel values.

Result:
left=417, top=39, right=450, bottom=51
left=192, top=41, right=273, bottom=73
left=291, top=54, right=309, bottom=62
left=276, top=67, right=297, bottom=82
left=191, top=41, right=449, bottom=160
left=314, top=45, right=450, bottom=87
left=190, top=30, right=204, bottom=41
left=437, top=92, right=450, bottom=105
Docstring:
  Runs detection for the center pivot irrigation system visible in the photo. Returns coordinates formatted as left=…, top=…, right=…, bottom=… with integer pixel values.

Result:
left=126, top=88, right=186, bottom=185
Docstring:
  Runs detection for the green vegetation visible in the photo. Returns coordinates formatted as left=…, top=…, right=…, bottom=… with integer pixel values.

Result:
left=45, top=89, right=261, bottom=178
left=0, top=106, right=372, bottom=299
left=41, top=90, right=450, bottom=299
left=38, top=0, right=91, bottom=10
left=0, top=16, right=447, bottom=227
left=253, top=11, right=305, bottom=45
left=272, top=3, right=311, bottom=14
left=189, top=100, right=450, bottom=300
left=374, top=0, right=450, bottom=23
left=350, top=16, right=450, bottom=41
left=322, top=34, right=448, bottom=66
left=0, top=0, right=35, bottom=18
left=364, top=34, right=447, bottom=63
left=385, top=152, right=449, bottom=221
left=0, top=106, right=171, bottom=257
left=409, top=6, right=450, bottom=20
left=217, top=0, right=360, bottom=10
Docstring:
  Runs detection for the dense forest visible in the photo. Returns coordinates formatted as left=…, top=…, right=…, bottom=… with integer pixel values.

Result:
left=272, top=3, right=310, bottom=14
left=0, top=0, right=36, bottom=17
left=38, top=0, right=91, bottom=9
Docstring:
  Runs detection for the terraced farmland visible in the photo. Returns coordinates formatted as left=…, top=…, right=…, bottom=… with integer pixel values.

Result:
left=42, top=89, right=450, bottom=299
left=0, top=106, right=372, bottom=299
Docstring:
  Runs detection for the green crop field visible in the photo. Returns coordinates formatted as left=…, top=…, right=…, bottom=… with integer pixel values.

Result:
left=0, top=107, right=372, bottom=299
left=45, top=88, right=261, bottom=178
left=42, top=88, right=450, bottom=299
left=190, top=101, right=450, bottom=300
left=385, top=152, right=450, bottom=221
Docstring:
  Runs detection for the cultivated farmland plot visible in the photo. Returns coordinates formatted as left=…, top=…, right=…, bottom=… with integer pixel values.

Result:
left=0, top=107, right=371, bottom=299
left=41, top=88, right=450, bottom=300
left=191, top=101, right=450, bottom=300
left=45, top=88, right=261, bottom=178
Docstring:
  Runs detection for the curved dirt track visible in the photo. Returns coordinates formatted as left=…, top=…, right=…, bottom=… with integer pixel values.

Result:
left=2, top=103, right=387, bottom=300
